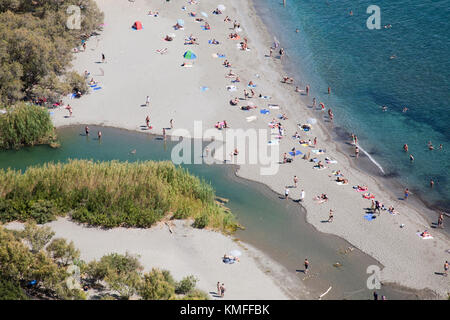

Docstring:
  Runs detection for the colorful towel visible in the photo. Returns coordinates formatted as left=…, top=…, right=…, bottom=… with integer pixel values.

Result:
left=289, top=150, right=303, bottom=156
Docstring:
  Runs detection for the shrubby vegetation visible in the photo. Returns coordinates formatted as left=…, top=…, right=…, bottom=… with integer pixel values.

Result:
left=0, top=160, right=240, bottom=233
left=0, top=0, right=103, bottom=105
left=0, top=223, right=207, bottom=300
left=0, top=103, right=58, bottom=149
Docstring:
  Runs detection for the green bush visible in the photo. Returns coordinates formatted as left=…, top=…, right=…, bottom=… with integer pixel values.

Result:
left=175, top=275, right=198, bottom=295
left=0, top=277, right=28, bottom=300
left=0, top=104, right=57, bottom=150
left=0, top=160, right=240, bottom=232
left=193, top=215, right=209, bottom=229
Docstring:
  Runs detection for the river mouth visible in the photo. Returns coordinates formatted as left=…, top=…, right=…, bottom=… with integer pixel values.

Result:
left=0, top=125, right=437, bottom=300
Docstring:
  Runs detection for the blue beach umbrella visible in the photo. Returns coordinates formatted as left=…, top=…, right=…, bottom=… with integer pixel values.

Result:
left=183, top=50, right=197, bottom=59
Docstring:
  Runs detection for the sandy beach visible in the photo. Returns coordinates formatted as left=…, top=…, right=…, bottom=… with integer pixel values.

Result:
left=5, top=218, right=301, bottom=300
left=50, top=0, right=449, bottom=298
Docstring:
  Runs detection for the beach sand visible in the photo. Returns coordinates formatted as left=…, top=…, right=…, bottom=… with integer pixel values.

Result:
left=50, top=0, right=449, bottom=298
left=5, top=218, right=301, bottom=300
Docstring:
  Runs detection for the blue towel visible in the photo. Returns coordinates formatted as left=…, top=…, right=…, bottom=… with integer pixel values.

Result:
left=89, top=84, right=98, bottom=88
left=289, top=150, right=303, bottom=156
left=200, top=86, right=209, bottom=92
left=218, top=54, right=226, bottom=58
left=260, top=109, right=270, bottom=114
left=364, top=214, right=376, bottom=221
left=248, top=84, right=257, bottom=88
left=303, top=127, right=310, bottom=132
left=93, top=87, right=102, bottom=90
left=201, top=26, right=210, bottom=30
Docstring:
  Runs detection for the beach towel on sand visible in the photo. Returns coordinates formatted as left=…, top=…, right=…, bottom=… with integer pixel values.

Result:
left=364, top=214, right=376, bottom=221
left=416, top=232, right=433, bottom=240
left=246, top=116, right=257, bottom=122
left=289, top=150, right=303, bottom=156
left=260, top=109, right=270, bottom=114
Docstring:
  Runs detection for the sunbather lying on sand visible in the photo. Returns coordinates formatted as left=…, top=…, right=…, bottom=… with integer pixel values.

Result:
left=164, top=35, right=173, bottom=41
left=336, top=177, right=349, bottom=184
left=315, top=161, right=325, bottom=169
left=281, top=76, right=294, bottom=84
left=355, top=185, right=368, bottom=191
left=230, top=98, right=239, bottom=105
left=314, top=194, right=329, bottom=203
left=241, top=105, right=257, bottom=110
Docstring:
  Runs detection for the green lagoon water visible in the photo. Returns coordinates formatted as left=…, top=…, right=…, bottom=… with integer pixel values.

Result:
left=0, top=126, right=428, bottom=299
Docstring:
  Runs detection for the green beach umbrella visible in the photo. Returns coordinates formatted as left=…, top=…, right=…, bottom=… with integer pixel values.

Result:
left=183, top=50, right=197, bottom=59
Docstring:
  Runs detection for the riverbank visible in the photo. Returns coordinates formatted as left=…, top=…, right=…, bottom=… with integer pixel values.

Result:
left=5, top=218, right=296, bottom=300
left=49, top=0, right=449, bottom=298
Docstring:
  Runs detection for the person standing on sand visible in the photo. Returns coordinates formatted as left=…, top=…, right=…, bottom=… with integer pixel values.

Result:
left=404, top=188, right=409, bottom=200
left=437, top=213, right=443, bottom=228
left=146, top=96, right=150, bottom=107
left=300, top=189, right=305, bottom=202
left=293, top=175, right=299, bottom=188
left=170, top=119, right=174, bottom=129
left=217, top=282, right=221, bottom=295
left=355, top=146, right=359, bottom=158
left=220, top=283, right=225, bottom=297
left=67, top=105, right=72, bottom=117
left=102, top=53, right=106, bottom=63
left=285, top=188, right=289, bottom=200
left=312, top=97, right=316, bottom=108
left=304, top=258, right=309, bottom=274
left=314, top=137, right=317, bottom=146
left=328, top=209, right=334, bottom=222
left=145, top=115, right=151, bottom=129
left=305, top=85, right=310, bottom=96
left=373, top=291, right=378, bottom=300
left=444, top=261, right=448, bottom=276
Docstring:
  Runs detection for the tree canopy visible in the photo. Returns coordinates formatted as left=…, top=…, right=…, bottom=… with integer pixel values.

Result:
left=0, top=0, right=103, bottom=106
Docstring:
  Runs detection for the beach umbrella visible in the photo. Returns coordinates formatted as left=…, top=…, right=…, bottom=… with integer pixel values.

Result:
left=229, top=250, right=242, bottom=257
left=218, top=4, right=226, bottom=11
left=177, top=19, right=185, bottom=26
left=183, top=50, right=197, bottom=59
left=201, top=11, right=208, bottom=17
left=307, top=118, right=317, bottom=125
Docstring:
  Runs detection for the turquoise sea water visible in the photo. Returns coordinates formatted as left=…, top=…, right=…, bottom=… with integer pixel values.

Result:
left=255, top=0, right=450, bottom=212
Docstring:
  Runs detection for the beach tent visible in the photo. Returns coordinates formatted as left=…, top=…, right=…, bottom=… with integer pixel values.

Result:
left=183, top=50, right=197, bottom=59
left=132, top=21, right=143, bottom=30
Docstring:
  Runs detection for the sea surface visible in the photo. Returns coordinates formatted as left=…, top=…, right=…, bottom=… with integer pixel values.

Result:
left=0, top=126, right=431, bottom=299
left=254, top=0, right=450, bottom=212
